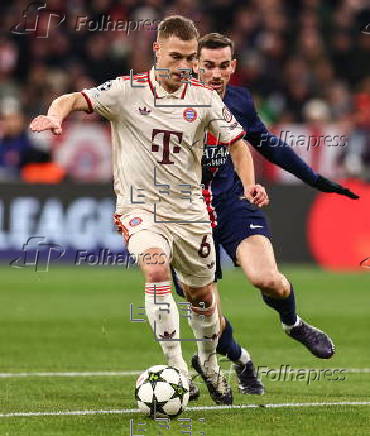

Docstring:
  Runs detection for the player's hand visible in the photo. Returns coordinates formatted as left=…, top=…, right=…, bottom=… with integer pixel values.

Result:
left=243, top=184, right=269, bottom=207
left=29, top=115, right=62, bottom=135
left=315, top=175, right=359, bottom=199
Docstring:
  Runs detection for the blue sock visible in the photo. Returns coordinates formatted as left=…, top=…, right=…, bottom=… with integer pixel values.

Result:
left=216, top=318, right=242, bottom=362
left=262, top=283, right=297, bottom=326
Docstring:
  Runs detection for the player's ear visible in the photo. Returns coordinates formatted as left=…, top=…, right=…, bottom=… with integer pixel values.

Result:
left=231, top=58, right=237, bottom=73
left=153, top=41, right=160, bottom=56
left=193, top=60, right=199, bottom=74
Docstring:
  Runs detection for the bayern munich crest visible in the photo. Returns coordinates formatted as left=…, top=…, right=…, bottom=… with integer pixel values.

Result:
left=222, top=106, right=233, bottom=123
left=129, top=217, right=142, bottom=227
left=183, top=107, right=197, bottom=122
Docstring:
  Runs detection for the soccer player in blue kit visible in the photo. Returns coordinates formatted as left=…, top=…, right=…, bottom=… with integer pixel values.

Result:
left=173, top=33, right=359, bottom=395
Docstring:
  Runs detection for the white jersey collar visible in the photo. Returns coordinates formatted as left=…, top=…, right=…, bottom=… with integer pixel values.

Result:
left=148, top=67, right=188, bottom=99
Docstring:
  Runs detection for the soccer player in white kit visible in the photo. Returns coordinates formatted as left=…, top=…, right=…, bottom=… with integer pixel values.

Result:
left=29, top=15, right=268, bottom=405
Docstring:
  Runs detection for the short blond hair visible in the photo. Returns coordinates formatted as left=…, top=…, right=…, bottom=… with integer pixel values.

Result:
left=157, top=15, right=199, bottom=41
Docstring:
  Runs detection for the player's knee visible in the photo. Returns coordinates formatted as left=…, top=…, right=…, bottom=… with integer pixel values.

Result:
left=250, top=273, right=283, bottom=295
left=142, top=263, right=170, bottom=283
left=187, top=285, right=216, bottom=316
left=139, top=249, right=170, bottom=282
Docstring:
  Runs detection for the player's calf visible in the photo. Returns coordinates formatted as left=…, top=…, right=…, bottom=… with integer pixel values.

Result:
left=259, top=279, right=335, bottom=359
left=183, top=282, right=232, bottom=403
left=249, top=270, right=290, bottom=298
left=140, top=249, right=189, bottom=378
left=184, top=284, right=219, bottom=370
left=259, top=276, right=298, bottom=327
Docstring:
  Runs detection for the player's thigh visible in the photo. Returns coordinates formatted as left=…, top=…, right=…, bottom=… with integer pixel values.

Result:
left=236, top=234, right=280, bottom=285
left=214, top=195, right=270, bottom=266
left=115, top=211, right=172, bottom=278
left=171, top=223, right=215, bottom=290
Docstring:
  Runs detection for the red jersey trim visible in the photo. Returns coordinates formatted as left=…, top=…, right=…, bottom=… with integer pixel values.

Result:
left=121, top=73, right=149, bottom=82
left=202, top=186, right=217, bottom=228
left=120, top=72, right=148, bottom=78
left=113, top=214, right=130, bottom=243
left=80, top=91, right=93, bottom=114
left=148, top=71, right=188, bottom=99
left=122, top=78, right=149, bottom=82
left=148, top=71, right=163, bottom=99
left=218, top=130, right=246, bottom=147
left=190, top=79, right=213, bottom=91
left=180, top=82, right=188, bottom=99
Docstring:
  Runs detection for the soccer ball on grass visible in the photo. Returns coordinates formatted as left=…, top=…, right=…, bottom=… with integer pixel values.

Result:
left=135, top=365, right=189, bottom=417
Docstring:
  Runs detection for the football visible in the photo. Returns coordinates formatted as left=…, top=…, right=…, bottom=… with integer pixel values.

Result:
left=135, top=365, right=189, bottom=417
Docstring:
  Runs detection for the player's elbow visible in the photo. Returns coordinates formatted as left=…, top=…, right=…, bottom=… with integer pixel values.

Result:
left=229, top=138, right=243, bottom=153
left=52, top=93, right=73, bottom=105
left=229, top=139, right=251, bottom=160
left=71, top=92, right=90, bottom=111
left=52, top=93, right=87, bottom=112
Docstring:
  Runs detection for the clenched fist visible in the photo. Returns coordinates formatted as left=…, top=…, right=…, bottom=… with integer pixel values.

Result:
left=29, top=115, right=62, bottom=135
left=242, top=184, right=269, bottom=207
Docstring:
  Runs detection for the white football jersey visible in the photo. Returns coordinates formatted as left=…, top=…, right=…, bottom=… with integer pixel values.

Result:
left=81, top=67, right=245, bottom=221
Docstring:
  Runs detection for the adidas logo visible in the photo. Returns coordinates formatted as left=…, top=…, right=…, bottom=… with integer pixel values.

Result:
left=159, top=330, right=176, bottom=340
left=139, top=106, right=151, bottom=115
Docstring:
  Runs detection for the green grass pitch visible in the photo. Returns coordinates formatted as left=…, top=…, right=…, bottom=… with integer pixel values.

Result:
left=0, top=265, right=369, bottom=435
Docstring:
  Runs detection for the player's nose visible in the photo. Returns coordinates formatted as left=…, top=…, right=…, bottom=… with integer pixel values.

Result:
left=178, top=58, right=190, bottom=70
left=212, top=68, right=222, bottom=79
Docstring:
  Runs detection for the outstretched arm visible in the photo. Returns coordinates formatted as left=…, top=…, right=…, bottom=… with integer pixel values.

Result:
left=29, top=92, right=90, bottom=134
left=236, top=88, right=359, bottom=199
left=229, top=138, right=269, bottom=207
left=251, top=131, right=359, bottom=199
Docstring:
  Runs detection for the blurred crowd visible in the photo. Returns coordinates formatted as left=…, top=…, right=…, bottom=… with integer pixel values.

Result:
left=0, top=0, right=369, bottom=181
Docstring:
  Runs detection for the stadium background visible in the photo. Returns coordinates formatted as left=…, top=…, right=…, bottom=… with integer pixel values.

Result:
left=0, top=0, right=369, bottom=268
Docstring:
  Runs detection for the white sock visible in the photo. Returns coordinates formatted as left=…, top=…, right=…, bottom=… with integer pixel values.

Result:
left=145, top=282, right=188, bottom=377
left=188, top=295, right=220, bottom=372
left=282, top=315, right=301, bottom=331
left=237, top=348, right=250, bottom=365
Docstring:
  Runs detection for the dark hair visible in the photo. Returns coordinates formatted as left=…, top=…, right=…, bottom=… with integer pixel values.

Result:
left=157, top=15, right=199, bottom=40
left=198, top=33, right=235, bottom=57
